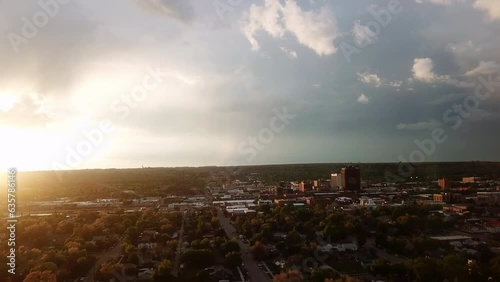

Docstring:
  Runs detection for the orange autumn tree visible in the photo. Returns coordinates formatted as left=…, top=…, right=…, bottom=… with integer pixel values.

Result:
left=23, top=271, right=57, bottom=282
left=274, top=270, right=304, bottom=282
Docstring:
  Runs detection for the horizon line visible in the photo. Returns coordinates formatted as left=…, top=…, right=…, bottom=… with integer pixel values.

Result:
left=6, top=160, right=499, bottom=173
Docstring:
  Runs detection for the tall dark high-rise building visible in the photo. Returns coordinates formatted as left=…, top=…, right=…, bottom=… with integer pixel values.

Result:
left=341, top=166, right=360, bottom=191
left=299, top=181, right=313, bottom=193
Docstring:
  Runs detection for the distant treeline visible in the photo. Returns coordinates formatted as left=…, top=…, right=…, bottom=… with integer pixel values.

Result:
left=217, top=161, right=500, bottom=184
left=1, top=162, right=498, bottom=201
left=1, top=167, right=210, bottom=201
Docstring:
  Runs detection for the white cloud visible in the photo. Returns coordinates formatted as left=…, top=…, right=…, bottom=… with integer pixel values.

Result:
left=446, top=42, right=485, bottom=75
left=446, top=41, right=481, bottom=56
left=465, top=61, right=500, bottom=76
left=412, top=58, right=436, bottom=82
left=389, top=80, right=403, bottom=88
left=357, top=93, right=369, bottom=104
left=357, top=72, right=381, bottom=87
left=474, top=0, right=500, bottom=21
left=243, top=0, right=338, bottom=56
left=0, top=92, right=49, bottom=127
left=397, top=119, right=442, bottom=130
left=412, top=58, right=450, bottom=83
left=280, top=47, right=298, bottom=59
left=352, top=21, right=376, bottom=46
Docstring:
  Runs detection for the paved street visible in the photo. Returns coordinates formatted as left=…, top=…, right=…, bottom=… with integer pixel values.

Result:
left=217, top=209, right=272, bottom=282
left=83, top=240, right=123, bottom=282
left=172, top=209, right=187, bottom=277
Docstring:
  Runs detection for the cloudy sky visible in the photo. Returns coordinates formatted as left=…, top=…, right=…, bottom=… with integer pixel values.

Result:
left=0, top=0, right=499, bottom=171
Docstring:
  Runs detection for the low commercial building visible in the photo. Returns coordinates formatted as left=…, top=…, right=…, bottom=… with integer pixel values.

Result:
left=476, top=192, right=500, bottom=206
left=433, top=193, right=465, bottom=204
left=438, top=178, right=451, bottom=189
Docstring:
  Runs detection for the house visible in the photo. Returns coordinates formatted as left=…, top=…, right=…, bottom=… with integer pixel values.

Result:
left=360, top=260, right=375, bottom=268
left=137, top=268, right=155, bottom=280
left=85, top=235, right=108, bottom=246
left=318, top=244, right=334, bottom=253
left=137, top=242, right=158, bottom=249
left=138, top=251, right=154, bottom=265
left=341, top=242, right=358, bottom=251
left=205, top=266, right=234, bottom=280
left=121, top=263, right=138, bottom=278
left=463, top=239, right=479, bottom=247
left=139, top=230, right=158, bottom=242
left=485, top=221, right=500, bottom=233
left=93, top=235, right=107, bottom=242
left=458, top=248, right=478, bottom=255
left=317, top=244, right=348, bottom=252
left=274, top=260, right=286, bottom=269
left=273, top=233, right=287, bottom=240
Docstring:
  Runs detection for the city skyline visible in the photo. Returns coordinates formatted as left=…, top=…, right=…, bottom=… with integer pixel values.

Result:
left=1, top=0, right=500, bottom=171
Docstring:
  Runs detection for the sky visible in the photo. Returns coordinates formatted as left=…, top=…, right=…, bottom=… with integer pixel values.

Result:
left=0, top=0, right=499, bottom=171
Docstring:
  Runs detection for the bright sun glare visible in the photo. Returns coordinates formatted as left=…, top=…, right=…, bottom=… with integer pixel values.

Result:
left=0, top=92, right=18, bottom=112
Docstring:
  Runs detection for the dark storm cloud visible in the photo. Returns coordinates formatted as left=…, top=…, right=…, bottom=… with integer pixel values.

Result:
left=0, top=1, right=101, bottom=96
left=2, top=0, right=500, bottom=169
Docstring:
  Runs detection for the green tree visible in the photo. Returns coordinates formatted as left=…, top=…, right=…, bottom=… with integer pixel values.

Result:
left=154, top=259, right=175, bottom=281
left=195, top=270, right=210, bottom=282
left=221, top=240, right=240, bottom=255
left=225, top=252, right=243, bottom=268
left=181, top=249, right=214, bottom=268
left=251, top=241, right=269, bottom=260
left=490, top=256, right=500, bottom=280
left=309, top=267, right=335, bottom=282
left=286, top=230, right=302, bottom=245
left=411, top=258, right=442, bottom=282
left=440, top=255, right=468, bottom=282
left=156, top=259, right=172, bottom=275
left=356, top=232, right=367, bottom=247
left=126, top=226, right=139, bottom=242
